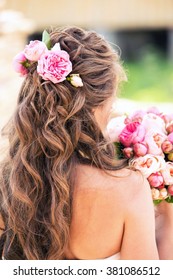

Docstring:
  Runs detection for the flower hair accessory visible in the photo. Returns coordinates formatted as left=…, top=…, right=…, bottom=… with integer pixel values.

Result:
left=13, top=30, right=83, bottom=87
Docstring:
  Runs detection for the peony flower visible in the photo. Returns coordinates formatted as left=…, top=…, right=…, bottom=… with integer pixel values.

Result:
left=144, top=130, right=167, bottom=156
left=161, top=114, right=173, bottom=125
left=148, top=172, right=164, bottom=187
left=37, top=48, right=72, bottom=83
left=107, top=115, right=126, bottom=142
left=151, top=188, right=160, bottom=200
left=119, top=121, right=145, bottom=147
left=142, top=113, right=166, bottom=134
left=133, top=142, right=148, bottom=157
left=159, top=188, right=168, bottom=199
left=147, top=106, right=161, bottom=115
left=161, top=140, right=173, bottom=154
left=125, top=110, right=146, bottom=123
left=24, top=40, right=47, bottom=61
left=68, top=74, right=83, bottom=87
left=129, top=154, right=166, bottom=178
left=161, top=162, right=173, bottom=185
left=12, top=52, right=28, bottom=76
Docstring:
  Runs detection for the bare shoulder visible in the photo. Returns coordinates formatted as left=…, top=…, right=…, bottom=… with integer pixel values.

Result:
left=69, top=164, right=153, bottom=259
left=74, top=164, right=154, bottom=234
left=75, top=164, right=150, bottom=206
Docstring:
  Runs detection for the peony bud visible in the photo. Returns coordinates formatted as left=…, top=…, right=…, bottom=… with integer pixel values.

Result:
left=68, top=74, right=83, bottom=87
left=133, top=142, right=148, bottom=156
left=161, top=140, right=173, bottom=154
left=151, top=188, right=160, bottom=200
left=148, top=172, right=164, bottom=187
left=159, top=188, right=168, bottom=199
left=168, top=132, right=173, bottom=144
left=123, top=147, right=134, bottom=159
left=168, top=185, right=173, bottom=196
left=124, top=117, right=131, bottom=124
left=166, top=122, right=173, bottom=134
left=168, top=152, right=173, bottom=161
left=13, top=52, right=29, bottom=76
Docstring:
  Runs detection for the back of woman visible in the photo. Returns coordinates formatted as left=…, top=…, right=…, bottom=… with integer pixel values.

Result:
left=66, top=164, right=159, bottom=260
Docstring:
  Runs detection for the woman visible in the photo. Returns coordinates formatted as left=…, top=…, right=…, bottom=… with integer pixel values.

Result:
left=0, top=26, right=172, bottom=260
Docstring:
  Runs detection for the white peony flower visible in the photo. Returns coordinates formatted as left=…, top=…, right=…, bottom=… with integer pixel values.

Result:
left=129, top=154, right=166, bottom=178
left=161, top=162, right=173, bottom=185
left=142, top=113, right=167, bottom=134
left=106, top=115, right=126, bottom=142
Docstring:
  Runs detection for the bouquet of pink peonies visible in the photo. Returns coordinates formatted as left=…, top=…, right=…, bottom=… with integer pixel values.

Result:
left=107, top=107, right=173, bottom=204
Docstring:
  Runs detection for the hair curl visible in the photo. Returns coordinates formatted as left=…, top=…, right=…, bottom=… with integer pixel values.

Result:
left=0, top=26, right=127, bottom=259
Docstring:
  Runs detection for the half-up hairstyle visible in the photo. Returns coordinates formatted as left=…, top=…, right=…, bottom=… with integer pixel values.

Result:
left=0, top=26, right=127, bottom=259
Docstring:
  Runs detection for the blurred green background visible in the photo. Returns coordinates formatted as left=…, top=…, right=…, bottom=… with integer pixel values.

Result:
left=122, top=49, right=173, bottom=103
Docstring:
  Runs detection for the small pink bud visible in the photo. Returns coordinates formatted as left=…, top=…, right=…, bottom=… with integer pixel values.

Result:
left=161, top=140, right=173, bottom=154
left=133, top=142, right=148, bottom=156
left=168, top=152, right=173, bottom=161
left=124, top=117, right=131, bottom=124
left=123, top=147, right=134, bottom=159
left=168, top=185, right=173, bottom=196
left=168, top=132, right=173, bottom=144
left=166, top=122, right=173, bottom=134
left=148, top=172, right=164, bottom=187
left=13, top=52, right=28, bottom=76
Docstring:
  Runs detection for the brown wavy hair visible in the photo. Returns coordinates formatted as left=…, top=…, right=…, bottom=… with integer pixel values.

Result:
left=0, top=26, right=127, bottom=259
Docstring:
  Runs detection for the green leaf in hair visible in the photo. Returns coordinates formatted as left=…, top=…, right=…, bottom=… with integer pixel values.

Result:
left=42, top=30, right=51, bottom=50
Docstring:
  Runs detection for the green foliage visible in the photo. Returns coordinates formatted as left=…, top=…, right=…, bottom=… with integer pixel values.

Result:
left=153, top=199, right=162, bottom=206
left=165, top=196, right=173, bottom=203
left=114, top=142, right=125, bottom=159
left=42, top=30, right=51, bottom=50
left=153, top=196, right=173, bottom=205
left=121, top=50, right=173, bottom=103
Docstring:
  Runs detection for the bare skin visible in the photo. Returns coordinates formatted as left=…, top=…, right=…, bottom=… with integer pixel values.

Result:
left=155, top=201, right=173, bottom=259
left=65, top=165, right=159, bottom=260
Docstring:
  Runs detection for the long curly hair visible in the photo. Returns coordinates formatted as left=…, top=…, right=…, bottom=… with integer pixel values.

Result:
left=0, top=26, right=127, bottom=259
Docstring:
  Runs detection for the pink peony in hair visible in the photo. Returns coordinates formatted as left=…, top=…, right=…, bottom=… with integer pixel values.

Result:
left=13, top=31, right=83, bottom=87
left=37, top=46, right=72, bottom=84
left=12, top=52, right=29, bottom=76
left=24, top=40, right=48, bottom=61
